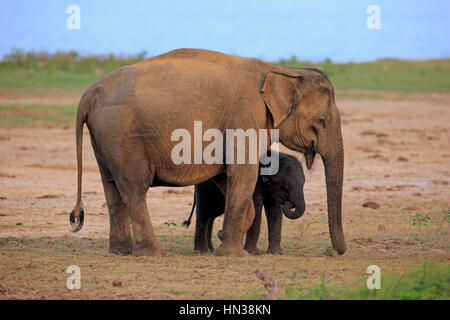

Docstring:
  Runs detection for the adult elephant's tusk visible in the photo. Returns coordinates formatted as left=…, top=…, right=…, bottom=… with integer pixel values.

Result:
left=305, top=151, right=316, bottom=170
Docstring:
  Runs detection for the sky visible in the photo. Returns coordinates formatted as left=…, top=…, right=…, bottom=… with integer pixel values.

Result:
left=0, top=0, right=449, bottom=62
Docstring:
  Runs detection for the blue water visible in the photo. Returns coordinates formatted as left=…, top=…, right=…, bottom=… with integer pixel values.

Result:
left=0, top=0, right=449, bottom=62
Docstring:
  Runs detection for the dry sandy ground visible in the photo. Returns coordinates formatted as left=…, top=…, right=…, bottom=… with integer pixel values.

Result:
left=0, top=92, right=449, bottom=299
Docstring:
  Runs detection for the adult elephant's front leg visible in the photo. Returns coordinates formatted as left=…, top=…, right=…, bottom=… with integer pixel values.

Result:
left=216, top=164, right=259, bottom=257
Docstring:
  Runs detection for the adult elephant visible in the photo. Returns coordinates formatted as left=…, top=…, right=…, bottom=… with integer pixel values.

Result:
left=70, top=48, right=346, bottom=257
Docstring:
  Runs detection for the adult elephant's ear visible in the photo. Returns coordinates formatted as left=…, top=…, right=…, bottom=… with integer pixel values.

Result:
left=260, top=69, right=303, bottom=128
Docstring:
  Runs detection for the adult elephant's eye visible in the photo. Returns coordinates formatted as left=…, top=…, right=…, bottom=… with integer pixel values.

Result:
left=316, top=118, right=326, bottom=128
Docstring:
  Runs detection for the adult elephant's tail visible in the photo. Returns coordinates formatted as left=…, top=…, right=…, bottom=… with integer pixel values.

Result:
left=182, top=194, right=197, bottom=228
left=70, top=86, right=102, bottom=232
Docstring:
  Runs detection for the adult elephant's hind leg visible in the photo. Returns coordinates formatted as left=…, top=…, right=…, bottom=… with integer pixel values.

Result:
left=113, top=160, right=163, bottom=257
left=98, top=166, right=133, bottom=255
left=216, top=164, right=258, bottom=257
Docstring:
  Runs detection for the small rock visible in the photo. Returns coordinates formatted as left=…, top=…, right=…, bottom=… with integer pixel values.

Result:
left=16, top=222, right=23, bottom=226
left=360, top=130, right=377, bottom=136
left=376, top=133, right=389, bottom=138
left=37, top=194, right=59, bottom=199
left=432, top=180, right=448, bottom=185
left=362, top=201, right=380, bottom=209
left=397, top=156, right=408, bottom=162
left=112, top=280, right=122, bottom=287
left=0, top=196, right=6, bottom=200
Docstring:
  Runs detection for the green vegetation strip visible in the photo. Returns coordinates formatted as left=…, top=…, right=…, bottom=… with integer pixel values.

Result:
left=1, top=49, right=449, bottom=92
left=0, top=104, right=76, bottom=128
left=277, top=57, right=450, bottom=92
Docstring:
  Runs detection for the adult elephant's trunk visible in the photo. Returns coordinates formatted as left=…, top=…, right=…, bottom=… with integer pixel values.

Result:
left=319, top=116, right=346, bottom=254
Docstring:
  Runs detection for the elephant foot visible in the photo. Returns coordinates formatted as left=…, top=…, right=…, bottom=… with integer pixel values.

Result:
left=194, top=246, right=212, bottom=255
left=194, top=249, right=211, bottom=255
left=194, top=242, right=212, bottom=254
left=109, top=240, right=133, bottom=255
left=132, top=243, right=165, bottom=257
left=244, top=246, right=262, bottom=255
left=215, top=243, right=248, bottom=257
left=267, top=246, right=286, bottom=255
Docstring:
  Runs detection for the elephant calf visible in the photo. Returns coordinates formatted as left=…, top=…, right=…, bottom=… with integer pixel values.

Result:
left=183, top=151, right=306, bottom=254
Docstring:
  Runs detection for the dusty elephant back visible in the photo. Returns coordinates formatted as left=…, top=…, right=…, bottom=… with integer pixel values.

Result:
left=132, top=48, right=268, bottom=73
left=85, top=48, right=272, bottom=113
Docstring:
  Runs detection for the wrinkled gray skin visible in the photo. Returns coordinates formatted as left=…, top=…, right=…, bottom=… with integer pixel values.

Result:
left=184, top=151, right=306, bottom=255
left=70, top=48, right=346, bottom=257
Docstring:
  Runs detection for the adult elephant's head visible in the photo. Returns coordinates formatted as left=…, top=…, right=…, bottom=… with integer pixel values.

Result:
left=261, top=67, right=346, bottom=254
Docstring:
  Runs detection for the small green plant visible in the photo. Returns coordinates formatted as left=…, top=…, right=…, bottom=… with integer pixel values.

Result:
left=164, top=220, right=177, bottom=228
left=306, top=273, right=332, bottom=300
left=412, top=212, right=431, bottom=232
left=164, top=221, right=176, bottom=226
left=164, top=220, right=177, bottom=235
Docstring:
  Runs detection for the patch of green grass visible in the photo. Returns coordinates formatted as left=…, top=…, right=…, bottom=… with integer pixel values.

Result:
left=0, top=49, right=145, bottom=92
left=276, top=57, right=450, bottom=92
left=0, top=104, right=77, bottom=128
left=284, top=261, right=450, bottom=300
